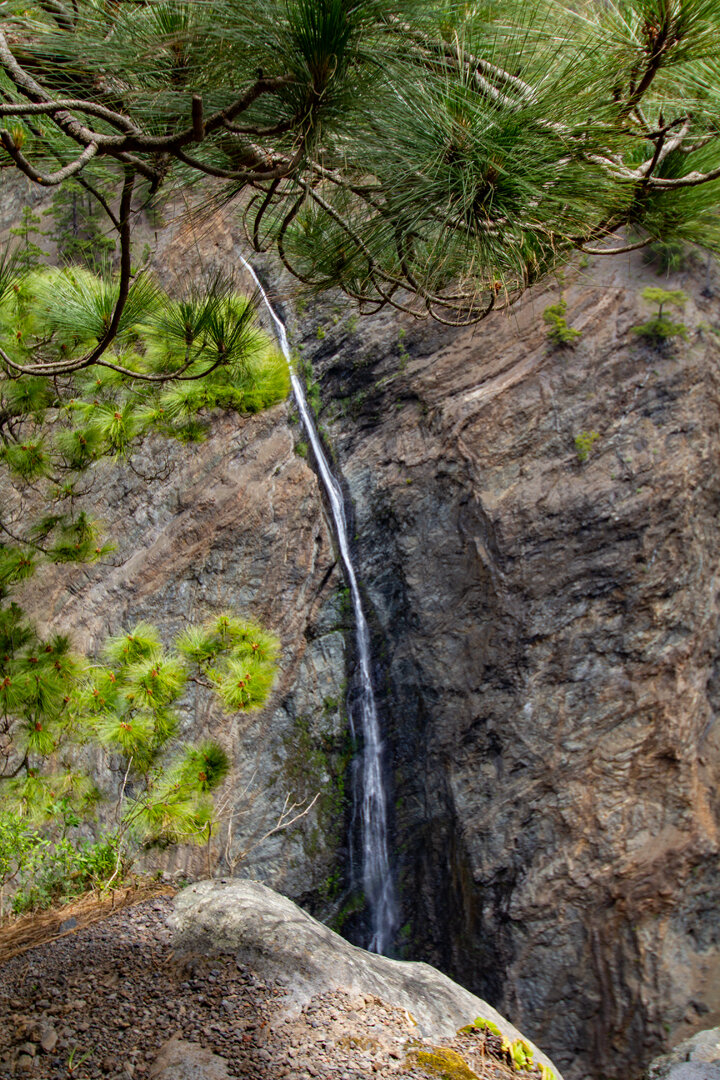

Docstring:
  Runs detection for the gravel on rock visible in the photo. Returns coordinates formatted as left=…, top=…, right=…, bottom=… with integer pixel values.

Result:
left=0, top=898, right=518, bottom=1080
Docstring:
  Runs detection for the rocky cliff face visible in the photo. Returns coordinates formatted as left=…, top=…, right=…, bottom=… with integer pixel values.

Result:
left=300, top=252, right=720, bottom=1080
left=5, top=178, right=720, bottom=1080
left=2, top=195, right=354, bottom=912
left=13, top=309, right=349, bottom=911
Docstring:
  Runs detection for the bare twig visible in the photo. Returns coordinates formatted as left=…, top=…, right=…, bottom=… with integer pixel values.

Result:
left=223, top=790, right=321, bottom=873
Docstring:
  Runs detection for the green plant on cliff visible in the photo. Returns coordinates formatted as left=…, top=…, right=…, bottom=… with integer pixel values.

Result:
left=543, top=298, right=582, bottom=347
left=2, top=0, right=720, bottom=339
left=632, top=287, right=689, bottom=345
left=574, top=429, right=600, bottom=463
left=278, top=712, right=352, bottom=864
left=0, top=611, right=279, bottom=913
left=0, top=259, right=288, bottom=577
left=459, top=1018, right=502, bottom=1037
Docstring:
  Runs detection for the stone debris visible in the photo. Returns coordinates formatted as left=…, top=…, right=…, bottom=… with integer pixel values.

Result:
left=0, top=898, right=521, bottom=1080
left=170, top=877, right=558, bottom=1073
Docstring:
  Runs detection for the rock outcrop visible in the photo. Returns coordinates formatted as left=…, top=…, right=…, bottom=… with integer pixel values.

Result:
left=0, top=893, right=555, bottom=1080
left=646, top=1027, right=720, bottom=1080
left=149, top=1036, right=232, bottom=1080
left=301, top=251, right=720, bottom=1080
left=170, top=878, right=564, bottom=1078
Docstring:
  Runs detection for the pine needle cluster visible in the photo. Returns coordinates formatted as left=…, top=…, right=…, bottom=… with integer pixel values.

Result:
left=0, top=261, right=289, bottom=578
left=2, top=1, right=720, bottom=326
left=0, top=612, right=280, bottom=913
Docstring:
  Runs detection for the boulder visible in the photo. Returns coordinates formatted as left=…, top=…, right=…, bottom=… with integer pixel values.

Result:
left=646, top=1028, right=720, bottom=1080
left=170, top=878, right=564, bottom=1079
left=149, top=1035, right=231, bottom=1080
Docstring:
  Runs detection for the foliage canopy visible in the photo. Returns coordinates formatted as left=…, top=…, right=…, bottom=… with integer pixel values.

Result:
left=0, top=612, right=280, bottom=914
left=0, top=0, right=719, bottom=348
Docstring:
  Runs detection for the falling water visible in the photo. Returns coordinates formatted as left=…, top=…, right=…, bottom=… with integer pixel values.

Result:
left=239, top=256, right=398, bottom=955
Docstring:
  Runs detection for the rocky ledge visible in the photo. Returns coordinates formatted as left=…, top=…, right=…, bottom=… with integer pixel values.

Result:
left=0, top=883, right=564, bottom=1080
left=646, top=1027, right=720, bottom=1080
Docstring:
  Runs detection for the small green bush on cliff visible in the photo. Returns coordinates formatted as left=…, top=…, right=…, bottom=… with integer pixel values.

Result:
left=574, top=430, right=600, bottom=463
left=632, top=287, right=688, bottom=346
left=543, top=298, right=582, bottom=347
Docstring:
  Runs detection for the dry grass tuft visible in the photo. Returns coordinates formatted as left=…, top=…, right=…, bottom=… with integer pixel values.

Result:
left=0, top=881, right=174, bottom=964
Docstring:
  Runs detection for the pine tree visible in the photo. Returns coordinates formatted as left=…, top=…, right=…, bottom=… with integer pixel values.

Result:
left=1, top=0, right=720, bottom=335
left=46, top=180, right=116, bottom=269
left=0, top=611, right=280, bottom=913
left=0, top=259, right=289, bottom=912
left=632, top=286, right=689, bottom=344
left=8, top=206, right=49, bottom=272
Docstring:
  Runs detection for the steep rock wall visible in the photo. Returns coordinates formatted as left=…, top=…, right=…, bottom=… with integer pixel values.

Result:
left=301, top=253, right=720, bottom=1080
left=17, top=390, right=349, bottom=907
left=5, top=176, right=720, bottom=1080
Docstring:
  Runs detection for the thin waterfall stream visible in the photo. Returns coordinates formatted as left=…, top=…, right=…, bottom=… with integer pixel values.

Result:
left=239, top=257, right=398, bottom=955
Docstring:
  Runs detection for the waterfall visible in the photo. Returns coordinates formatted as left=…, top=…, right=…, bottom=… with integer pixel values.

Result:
left=239, top=256, right=398, bottom=955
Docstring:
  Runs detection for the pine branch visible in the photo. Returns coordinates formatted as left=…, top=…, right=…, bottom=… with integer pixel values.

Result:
left=0, top=131, right=98, bottom=186
left=0, top=98, right=137, bottom=132
left=0, top=167, right=136, bottom=376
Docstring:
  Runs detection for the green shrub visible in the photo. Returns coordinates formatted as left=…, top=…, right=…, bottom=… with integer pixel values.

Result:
left=543, top=298, right=582, bottom=346
left=10, top=835, right=121, bottom=914
left=643, top=240, right=687, bottom=275
left=0, top=815, right=39, bottom=916
left=632, top=287, right=688, bottom=345
left=0, top=612, right=280, bottom=913
left=574, top=430, right=600, bottom=462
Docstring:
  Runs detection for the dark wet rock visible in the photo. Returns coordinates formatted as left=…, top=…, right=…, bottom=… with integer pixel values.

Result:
left=304, top=252, right=720, bottom=1080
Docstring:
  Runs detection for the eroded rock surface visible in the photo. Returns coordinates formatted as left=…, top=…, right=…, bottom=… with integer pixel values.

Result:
left=646, top=1027, right=720, bottom=1080
left=170, top=877, right=562, bottom=1077
left=302, top=253, right=720, bottom=1080
left=17, top=399, right=348, bottom=903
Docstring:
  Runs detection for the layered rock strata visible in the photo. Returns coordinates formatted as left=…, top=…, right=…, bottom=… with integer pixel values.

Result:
left=5, top=182, right=720, bottom=1080
left=301, top=252, right=720, bottom=1080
